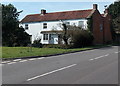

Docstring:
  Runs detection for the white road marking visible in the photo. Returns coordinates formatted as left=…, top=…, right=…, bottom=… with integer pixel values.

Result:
left=89, top=59, right=94, bottom=61
left=29, top=58, right=37, bottom=61
left=1, top=61, right=11, bottom=64
left=13, top=59, right=22, bottom=62
left=94, top=55, right=104, bottom=60
left=19, top=60, right=27, bottom=62
left=115, top=52, right=118, bottom=54
left=37, top=57, right=45, bottom=59
left=104, top=54, right=109, bottom=57
left=46, top=57, right=55, bottom=59
left=27, top=64, right=77, bottom=81
left=7, top=62, right=16, bottom=64
left=89, top=54, right=109, bottom=61
left=115, top=51, right=120, bottom=53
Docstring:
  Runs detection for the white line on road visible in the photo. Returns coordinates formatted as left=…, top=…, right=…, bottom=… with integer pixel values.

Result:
left=89, top=54, right=109, bottom=61
left=89, top=59, right=94, bottom=61
left=27, top=64, right=77, bottom=81
left=29, top=58, right=37, bottom=61
left=19, top=60, right=27, bottom=62
left=104, top=54, right=109, bottom=57
left=7, top=62, right=16, bottom=64
left=115, top=52, right=119, bottom=53
left=13, top=59, right=22, bottom=62
left=115, top=52, right=118, bottom=54
left=94, top=55, right=104, bottom=60
left=37, top=57, right=45, bottom=59
left=115, top=51, right=120, bottom=54
left=1, top=61, right=11, bottom=64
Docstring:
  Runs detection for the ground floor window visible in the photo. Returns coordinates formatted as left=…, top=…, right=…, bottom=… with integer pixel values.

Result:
left=25, top=24, right=28, bottom=30
left=43, top=34, right=48, bottom=40
left=78, top=21, right=84, bottom=28
left=49, top=34, right=52, bottom=40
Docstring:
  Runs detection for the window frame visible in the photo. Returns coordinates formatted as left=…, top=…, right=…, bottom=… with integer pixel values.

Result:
left=78, top=21, right=84, bottom=28
left=43, top=34, right=48, bottom=40
left=43, top=23, right=47, bottom=29
left=100, top=24, right=103, bottom=31
left=25, top=24, right=28, bottom=30
left=65, top=22, right=70, bottom=25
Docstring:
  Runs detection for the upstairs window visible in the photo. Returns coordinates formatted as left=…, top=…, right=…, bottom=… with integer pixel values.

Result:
left=43, top=34, right=48, bottom=40
left=43, top=23, right=47, bottom=29
left=78, top=21, right=84, bottom=28
left=100, top=24, right=103, bottom=31
left=25, top=24, right=28, bottom=30
left=65, top=22, right=70, bottom=25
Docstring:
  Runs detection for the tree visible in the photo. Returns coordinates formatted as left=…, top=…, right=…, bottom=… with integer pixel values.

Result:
left=108, top=1, right=120, bottom=19
left=108, top=1, right=120, bottom=34
left=58, top=21, right=70, bottom=45
left=2, top=4, right=30, bottom=46
left=62, top=23, right=69, bottom=45
left=58, top=22, right=93, bottom=47
left=108, top=0, right=120, bottom=44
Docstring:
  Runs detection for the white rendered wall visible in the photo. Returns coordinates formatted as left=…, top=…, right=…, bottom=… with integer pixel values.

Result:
left=20, top=18, right=88, bottom=44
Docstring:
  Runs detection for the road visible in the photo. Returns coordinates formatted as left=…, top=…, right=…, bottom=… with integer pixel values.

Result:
left=2, top=46, right=119, bottom=84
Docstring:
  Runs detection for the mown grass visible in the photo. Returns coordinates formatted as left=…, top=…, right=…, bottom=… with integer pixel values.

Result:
left=2, top=45, right=111, bottom=59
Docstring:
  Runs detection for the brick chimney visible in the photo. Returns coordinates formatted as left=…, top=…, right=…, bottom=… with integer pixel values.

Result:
left=93, top=4, right=98, bottom=10
left=41, top=9, right=46, bottom=15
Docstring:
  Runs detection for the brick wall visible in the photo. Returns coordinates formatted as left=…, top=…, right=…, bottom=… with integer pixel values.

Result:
left=92, top=10, right=112, bottom=44
left=103, top=15, right=112, bottom=43
left=92, top=10, right=104, bottom=44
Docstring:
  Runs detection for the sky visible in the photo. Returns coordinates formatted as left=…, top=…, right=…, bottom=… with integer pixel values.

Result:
left=1, top=1, right=116, bottom=21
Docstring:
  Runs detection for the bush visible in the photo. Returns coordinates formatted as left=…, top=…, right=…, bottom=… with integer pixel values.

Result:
left=32, top=39, right=43, bottom=48
left=71, top=30, right=94, bottom=48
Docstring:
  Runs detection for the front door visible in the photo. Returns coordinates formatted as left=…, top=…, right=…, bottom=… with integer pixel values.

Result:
left=49, top=34, right=54, bottom=44
left=49, top=34, right=58, bottom=44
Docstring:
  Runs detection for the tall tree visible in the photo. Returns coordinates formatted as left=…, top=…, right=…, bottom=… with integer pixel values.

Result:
left=108, top=0, right=120, bottom=34
left=2, top=4, right=30, bottom=46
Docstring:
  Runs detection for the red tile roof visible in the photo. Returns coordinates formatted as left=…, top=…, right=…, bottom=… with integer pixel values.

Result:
left=21, top=9, right=93, bottom=23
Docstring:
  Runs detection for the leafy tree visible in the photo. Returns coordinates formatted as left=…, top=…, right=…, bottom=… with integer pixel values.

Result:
left=108, top=0, right=120, bottom=34
left=108, top=0, right=120, bottom=44
left=58, top=22, right=94, bottom=47
left=108, top=0, right=120, bottom=19
left=59, top=22, right=83, bottom=45
left=2, top=4, right=30, bottom=46
left=87, top=16, right=93, bottom=32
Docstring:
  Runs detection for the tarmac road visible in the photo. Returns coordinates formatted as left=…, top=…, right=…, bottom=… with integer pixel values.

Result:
left=2, top=46, right=119, bottom=84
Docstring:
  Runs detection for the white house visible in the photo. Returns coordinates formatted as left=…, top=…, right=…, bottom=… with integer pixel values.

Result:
left=20, top=4, right=112, bottom=44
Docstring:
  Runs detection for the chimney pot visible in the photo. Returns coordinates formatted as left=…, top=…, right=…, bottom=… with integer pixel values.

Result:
left=41, top=9, right=46, bottom=15
left=93, top=4, right=98, bottom=10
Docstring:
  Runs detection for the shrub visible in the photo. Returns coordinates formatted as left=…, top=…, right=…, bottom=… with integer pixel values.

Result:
left=71, top=30, right=94, bottom=48
left=32, top=39, right=43, bottom=48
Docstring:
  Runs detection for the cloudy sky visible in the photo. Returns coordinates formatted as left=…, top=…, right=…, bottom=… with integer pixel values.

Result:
left=2, top=0, right=116, bottom=21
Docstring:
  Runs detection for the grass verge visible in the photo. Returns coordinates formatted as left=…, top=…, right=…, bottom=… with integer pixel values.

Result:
left=2, top=45, right=111, bottom=59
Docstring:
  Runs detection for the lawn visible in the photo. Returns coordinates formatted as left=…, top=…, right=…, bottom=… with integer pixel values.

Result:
left=2, top=45, right=111, bottom=59
left=2, top=47, right=92, bottom=59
